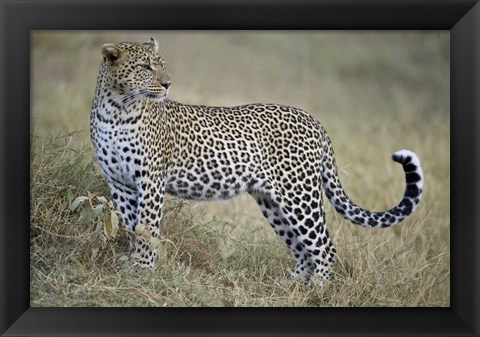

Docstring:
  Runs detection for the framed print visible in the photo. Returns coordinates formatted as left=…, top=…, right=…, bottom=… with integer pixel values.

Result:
left=1, top=1, right=478, bottom=336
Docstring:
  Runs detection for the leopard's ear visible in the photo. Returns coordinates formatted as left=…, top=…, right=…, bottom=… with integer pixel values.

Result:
left=143, top=37, right=159, bottom=53
left=101, top=43, right=122, bottom=66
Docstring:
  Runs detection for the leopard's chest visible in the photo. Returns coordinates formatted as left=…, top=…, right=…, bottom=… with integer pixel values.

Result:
left=92, top=120, right=144, bottom=188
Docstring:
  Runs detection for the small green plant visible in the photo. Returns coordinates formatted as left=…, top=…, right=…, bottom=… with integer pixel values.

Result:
left=70, top=192, right=170, bottom=266
left=70, top=192, right=120, bottom=239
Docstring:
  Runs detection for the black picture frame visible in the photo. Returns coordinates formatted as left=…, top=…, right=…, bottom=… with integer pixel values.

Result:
left=1, top=0, right=478, bottom=336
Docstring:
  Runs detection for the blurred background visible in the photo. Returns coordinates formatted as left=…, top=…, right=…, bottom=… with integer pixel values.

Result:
left=31, top=31, right=450, bottom=306
left=32, top=31, right=449, bottom=133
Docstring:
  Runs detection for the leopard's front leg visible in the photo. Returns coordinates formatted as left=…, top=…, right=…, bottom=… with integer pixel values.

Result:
left=129, top=173, right=166, bottom=271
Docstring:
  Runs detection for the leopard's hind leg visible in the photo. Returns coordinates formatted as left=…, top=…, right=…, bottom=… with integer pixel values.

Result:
left=267, top=168, right=338, bottom=284
left=252, top=191, right=314, bottom=281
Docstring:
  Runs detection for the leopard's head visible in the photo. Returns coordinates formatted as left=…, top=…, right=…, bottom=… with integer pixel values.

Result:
left=100, top=37, right=171, bottom=103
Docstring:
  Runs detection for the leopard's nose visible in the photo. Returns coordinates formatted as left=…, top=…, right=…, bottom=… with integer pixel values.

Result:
left=160, top=73, right=172, bottom=90
left=162, top=80, right=172, bottom=90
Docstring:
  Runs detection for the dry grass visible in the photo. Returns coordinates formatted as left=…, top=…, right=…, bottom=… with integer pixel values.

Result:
left=30, top=31, right=449, bottom=307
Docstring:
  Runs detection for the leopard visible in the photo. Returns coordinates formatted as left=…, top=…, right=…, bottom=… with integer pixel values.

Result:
left=90, top=37, right=424, bottom=283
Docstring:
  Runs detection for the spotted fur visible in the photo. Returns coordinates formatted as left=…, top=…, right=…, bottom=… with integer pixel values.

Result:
left=90, top=38, right=424, bottom=282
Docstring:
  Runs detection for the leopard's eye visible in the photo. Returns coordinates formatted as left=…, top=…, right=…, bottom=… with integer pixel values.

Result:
left=138, top=64, right=152, bottom=70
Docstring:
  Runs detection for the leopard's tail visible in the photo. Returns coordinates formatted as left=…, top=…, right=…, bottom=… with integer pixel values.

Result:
left=322, top=146, right=423, bottom=228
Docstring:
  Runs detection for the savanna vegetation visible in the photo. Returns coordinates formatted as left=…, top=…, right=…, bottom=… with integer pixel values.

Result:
left=31, top=31, right=450, bottom=307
